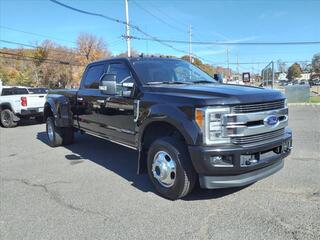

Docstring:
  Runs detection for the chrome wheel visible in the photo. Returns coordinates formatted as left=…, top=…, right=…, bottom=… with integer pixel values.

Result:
left=152, top=151, right=176, bottom=188
left=47, top=121, right=54, bottom=142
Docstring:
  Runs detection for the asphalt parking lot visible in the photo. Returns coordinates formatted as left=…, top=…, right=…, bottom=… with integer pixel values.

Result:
left=0, top=105, right=319, bottom=240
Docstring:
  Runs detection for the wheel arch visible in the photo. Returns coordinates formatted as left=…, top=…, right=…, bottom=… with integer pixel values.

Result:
left=0, top=102, right=13, bottom=112
left=136, top=107, right=199, bottom=174
left=44, top=95, right=73, bottom=127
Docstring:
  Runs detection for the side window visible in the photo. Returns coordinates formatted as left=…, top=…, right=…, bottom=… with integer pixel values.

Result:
left=1, top=88, right=13, bottom=96
left=1, top=88, right=28, bottom=95
left=14, top=88, right=29, bottom=95
left=83, top=64, right=105, bottom=89
left=107, top=63, right=133, bottom=84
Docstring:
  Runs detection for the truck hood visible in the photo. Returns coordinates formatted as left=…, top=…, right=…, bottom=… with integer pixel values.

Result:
left=147, top=84, right=285, bottom=105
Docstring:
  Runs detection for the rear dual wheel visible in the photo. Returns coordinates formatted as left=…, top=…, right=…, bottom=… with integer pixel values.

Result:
left=46, top=117, right=74, bottom=147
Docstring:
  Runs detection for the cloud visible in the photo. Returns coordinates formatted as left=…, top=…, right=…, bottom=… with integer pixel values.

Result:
left=259, top=11, right=287, bottom=20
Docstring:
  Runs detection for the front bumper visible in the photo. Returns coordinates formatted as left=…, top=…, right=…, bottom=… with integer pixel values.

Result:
left=200, top=159, right=284, bottom=189
left=188, top=128, right=292, bottom=189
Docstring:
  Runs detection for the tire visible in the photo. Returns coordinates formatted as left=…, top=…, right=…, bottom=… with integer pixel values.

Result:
left=46, top=117, right=63, bottom=147
left=147, top=137, right=197, bottom=200
left=0, top=109, right=18, bottom=128
left=46, top=117, right=74, bottom=147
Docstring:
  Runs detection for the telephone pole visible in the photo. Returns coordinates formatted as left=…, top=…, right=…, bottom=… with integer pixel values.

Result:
left=227, top=48, right=230, bottom=79
left=189, top=24, right=192, bottom=63
left=237, top=51, right=239, bottom=75
left=124, top=0, right=131, bottom=57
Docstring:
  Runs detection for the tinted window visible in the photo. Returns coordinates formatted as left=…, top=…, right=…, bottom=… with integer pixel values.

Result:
left=107, top=63, right=133, bottom=83
left=28, top=88, right=48, bottom=94
left=1, top=88, right=29, bottom=96
left=83, top=64, right=105, bottom=89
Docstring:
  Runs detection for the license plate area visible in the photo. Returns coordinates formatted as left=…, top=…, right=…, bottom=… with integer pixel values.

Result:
left=239, top=140, right=291, bottom=167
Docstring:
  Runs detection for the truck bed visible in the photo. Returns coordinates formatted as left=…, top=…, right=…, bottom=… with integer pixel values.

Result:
left=48, top=89, right=78, bottom=102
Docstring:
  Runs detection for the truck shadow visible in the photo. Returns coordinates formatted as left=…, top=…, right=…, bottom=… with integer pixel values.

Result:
left=14, top=119, right=42, bottom=127
left=37, top=131, right=245, bottom=201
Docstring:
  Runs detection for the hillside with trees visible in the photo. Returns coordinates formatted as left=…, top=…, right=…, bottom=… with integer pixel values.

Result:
left=0, top=33, right=230, bottom=88
left=0, top=33, right=110, bottom=88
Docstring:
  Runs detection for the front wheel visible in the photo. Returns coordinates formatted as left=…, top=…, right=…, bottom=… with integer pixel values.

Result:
left=147, top=137, right=196, bottom=200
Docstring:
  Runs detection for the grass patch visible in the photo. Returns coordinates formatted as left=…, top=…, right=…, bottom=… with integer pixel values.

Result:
left=310, top=96, right=320, bottom=103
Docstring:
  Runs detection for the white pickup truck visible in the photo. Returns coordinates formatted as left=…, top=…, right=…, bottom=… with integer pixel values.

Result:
left=0, top=85, right=47, bottom=127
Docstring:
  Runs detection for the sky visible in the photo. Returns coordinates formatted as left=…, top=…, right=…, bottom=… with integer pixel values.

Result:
left=0, top=0, right=320, bottom=73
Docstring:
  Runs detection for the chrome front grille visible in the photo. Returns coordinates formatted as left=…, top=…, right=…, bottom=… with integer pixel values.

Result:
left=232, top=100, right=285, bottom=113
left=231, top=128, right=285, bottom=145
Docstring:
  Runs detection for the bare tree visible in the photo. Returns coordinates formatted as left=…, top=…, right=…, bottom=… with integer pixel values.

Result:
left=76, top=33, right=111, bottom=64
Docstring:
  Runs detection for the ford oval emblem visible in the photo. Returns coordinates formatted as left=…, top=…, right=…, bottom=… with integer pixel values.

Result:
left=264, top=115, right=279, bottom=127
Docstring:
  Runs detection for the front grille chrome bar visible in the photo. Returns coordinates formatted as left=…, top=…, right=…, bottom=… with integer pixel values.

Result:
left=232, top=100, right=285, bottom=113
left=232, top=128, right=285, bottom=145
left=222, top=108, right=288, bottom=125
left=221, top=108, right=288, bottom=138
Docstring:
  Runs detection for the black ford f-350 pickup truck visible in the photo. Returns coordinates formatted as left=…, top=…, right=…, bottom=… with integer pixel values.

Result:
left=44, top=57, right=292, bottom=200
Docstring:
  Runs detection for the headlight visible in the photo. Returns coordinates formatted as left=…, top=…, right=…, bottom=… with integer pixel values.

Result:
left=195, top=107, right=230, bottom=145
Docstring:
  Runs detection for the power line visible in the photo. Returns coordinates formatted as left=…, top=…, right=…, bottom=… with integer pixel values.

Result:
left=49, top=0, right=195, bottom=57
left=0, top=25, right=124, bottom=48
left=0, top=55, right=74, bottom=66
left=130, top=36, right=320, bottom=46
left=0, top=25, right=78, bottom=45
left=0, top=51, right=84, bottom=66
left=131, top=0, right=186, bottom=33
left=208, top=60, right=311, bottom=65
left=147, top=1, right=189, bottom=28
left=0, top=39, right=86, bottom=57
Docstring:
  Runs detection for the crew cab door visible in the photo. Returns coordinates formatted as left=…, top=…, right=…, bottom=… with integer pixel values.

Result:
left=98, top=61, right=137, bottom=147
left=76, top=63, right=107, bottom=134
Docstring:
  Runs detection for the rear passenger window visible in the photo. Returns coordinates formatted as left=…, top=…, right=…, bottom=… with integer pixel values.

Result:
left=1, top=88, right=28, bottom=96
left=83, top=64, right=105, bottom=89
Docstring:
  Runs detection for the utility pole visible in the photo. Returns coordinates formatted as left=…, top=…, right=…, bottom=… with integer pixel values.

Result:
left=124, top=0, right=131, bottom=57
left=189, top=24, right=192, bottom=63
left=226, top=48, right=230, bottom=79
left=237, top=51, right=239, bottom=75
left=272, top=61, right=275, bottom=89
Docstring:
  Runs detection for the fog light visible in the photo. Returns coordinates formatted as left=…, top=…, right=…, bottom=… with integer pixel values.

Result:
left=210, top=156, right=233, bottom=167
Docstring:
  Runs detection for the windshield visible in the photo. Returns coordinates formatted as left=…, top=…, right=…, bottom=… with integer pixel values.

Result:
left=131, top=59, right=217, bottom=85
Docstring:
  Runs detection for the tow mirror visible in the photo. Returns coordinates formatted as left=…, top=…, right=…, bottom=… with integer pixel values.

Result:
left=121, top=81, right=134, bottom=97
left=99, top=74, right=117, bottom=95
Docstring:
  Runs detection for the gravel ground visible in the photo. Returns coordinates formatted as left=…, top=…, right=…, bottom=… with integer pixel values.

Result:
left=0, top=105, right=319, bottom=240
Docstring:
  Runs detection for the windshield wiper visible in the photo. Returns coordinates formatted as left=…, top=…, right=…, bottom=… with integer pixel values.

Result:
left=146, top=81, right=188, bottom=85
left=192, top=80, right=216, bottom=84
